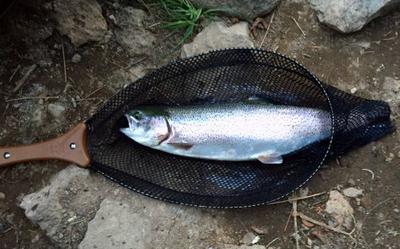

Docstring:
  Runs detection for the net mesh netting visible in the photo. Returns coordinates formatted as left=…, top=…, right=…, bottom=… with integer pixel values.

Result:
left=86, top=49, right=394, bottom=208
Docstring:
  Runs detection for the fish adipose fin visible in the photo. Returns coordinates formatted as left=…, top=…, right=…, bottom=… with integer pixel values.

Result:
left=257, top=154, right=283, bottom=164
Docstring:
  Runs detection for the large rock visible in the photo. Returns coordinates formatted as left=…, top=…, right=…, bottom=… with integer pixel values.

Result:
left=114, top=7, right=156, bottom=56
left=309, top=0, right=400, bottom=33
left=181, top=21, right=254, bottom=58
left=78, top=196, right=230, bottom=249
left=19, top=166, right=240, bottom=248
left=192, top=0, right=281, bottom=20
left=53, top=0, right=107, bottom=46
left=19, top=166, right=108, bottom=248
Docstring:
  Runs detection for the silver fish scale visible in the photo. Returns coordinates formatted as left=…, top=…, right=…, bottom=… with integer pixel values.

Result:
left=166, top=103, right=330, bottom=156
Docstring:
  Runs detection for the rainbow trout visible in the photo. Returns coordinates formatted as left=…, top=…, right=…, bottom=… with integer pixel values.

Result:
left=120, top=101, right=331, bottom=164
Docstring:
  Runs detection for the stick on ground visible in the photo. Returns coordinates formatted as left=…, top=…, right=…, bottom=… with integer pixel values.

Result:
left=297, top=212, right=355, bottom=240
left=259, top=12, right=275, bottom=48
left=12, top=64, right=37, bottom=93
left=269, top=191, right=326, bottom=205
left=290, top=16, right=306, bottom=36
left=293, top=199, right=300, bottom=249
left=62, top=43, right=67, bottom=83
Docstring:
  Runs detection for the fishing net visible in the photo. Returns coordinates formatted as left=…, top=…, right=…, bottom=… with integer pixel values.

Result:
left=86, top=49, right=393, bottom=208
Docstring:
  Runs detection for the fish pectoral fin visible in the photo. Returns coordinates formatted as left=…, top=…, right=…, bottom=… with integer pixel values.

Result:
left=168, top=143, right=194, bottom=150
left=257, top=154, right=283, bottom=164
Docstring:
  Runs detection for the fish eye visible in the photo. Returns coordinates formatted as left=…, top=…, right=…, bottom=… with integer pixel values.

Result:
left=132, top=111, right=143, bottom=121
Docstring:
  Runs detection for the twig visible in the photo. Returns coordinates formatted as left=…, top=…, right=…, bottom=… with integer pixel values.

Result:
left=12, top=64, right=37, bottom=92
left=1, top=103, right=9, bottom=118
left=259, top=12, right=275, bottom=48
left=127, top=57, right=147, bottom=69
left=0, top=227, right=12, bottom=235
left=269, top=192, right=326, bottom=205
left=297, top=212, right=355, bottom=239
left=361, top=168, right=375, bottom=180
left=82, top=86, right=105, bottom=100
left=290, top=16, right=306, bottom=36
left=293, top=199, right=300, bottom=249
left=138, top=0, right=151, bottom=14
left=364, top=197, right=395, bottom=219
left=0, top=90, right=12, bottom=96
left=9, top=64, right=21, bottom=82
left=6, top=96, right=59, bottom=102
left=284, top=210, right=292, bottom=232
left=61, top=43, right=67, bottom=83
left=148, top=22, right=161, bottom=28
left=0, top=0, right=18, bottom=19
left=265, top=237, right=280, bottom=248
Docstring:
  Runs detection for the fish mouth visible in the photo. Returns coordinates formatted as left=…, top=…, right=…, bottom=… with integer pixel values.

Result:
left=157, top=118, right=172, bottom=145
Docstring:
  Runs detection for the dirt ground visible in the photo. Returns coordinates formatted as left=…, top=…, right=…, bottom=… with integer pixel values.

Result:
left=0, top=0, right=399, bottom=249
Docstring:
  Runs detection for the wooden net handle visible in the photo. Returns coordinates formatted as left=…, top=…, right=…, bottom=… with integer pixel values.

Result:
left=0, top=123, right=90, bottom=168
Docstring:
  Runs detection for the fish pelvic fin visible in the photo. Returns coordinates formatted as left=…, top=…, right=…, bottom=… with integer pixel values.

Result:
left=257, top=154, right=283, bottom=164
left=168, top=143, right=194, bottom=150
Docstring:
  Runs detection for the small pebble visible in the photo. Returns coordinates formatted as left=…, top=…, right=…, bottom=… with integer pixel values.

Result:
left=240, top=232, right=258, bottom=245
left=31, top=234, right=40, bottom=243
left=48, top=103, right=66, bottom=118
left=299, top=187, right=309, bottom=197
left=343, top=187, right=363, bottom=198
left=385, top=153, right=395, bottom=162
left=347, top=178, right=356, bottom=186
left=350, top=87, right=357, bottom=94
left=71, top=53, right=82, bottom=63
left=0, top=192, right=5, bottom=199
left=108, top=14, right=117, bottom=24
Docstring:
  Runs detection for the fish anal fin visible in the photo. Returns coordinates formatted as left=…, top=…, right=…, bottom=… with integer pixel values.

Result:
left=257, top=154, right=283, bottom=164
left=168, top=143, right=194, bottom=150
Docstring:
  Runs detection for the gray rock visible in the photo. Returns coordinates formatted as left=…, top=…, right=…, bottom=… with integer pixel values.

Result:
left=47, top=103, right=66, bottom=118
left=20, top=166, right=237, bottom=249
left=0, top=192, right=5, bottom=199
left=240, top=232, right=259, bottom=245
left=192, top=0, right=281, bottom=20
left=71, top=53, right=82, bottom=63
left=19, top=166, right=107, bottom=247
left=181, top=21, right=254, bottom=58
left=342, top=187, right=363, bottom=198
left=114, top=7, right=156, bottom=56
left=53, top=0, right=108, bottom=46
left=79, top=195, right=227, bottom=249
left=309, top=0, right=400, bottom=33
left=325, top=190, right=354, bottom=230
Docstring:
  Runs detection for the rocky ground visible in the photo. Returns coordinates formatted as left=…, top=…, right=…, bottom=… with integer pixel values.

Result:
left=0, top=0, right=399, bottom=249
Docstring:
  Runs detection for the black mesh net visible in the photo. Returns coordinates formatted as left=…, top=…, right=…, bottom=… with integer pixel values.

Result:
left=86, top=49, right=394, bottom=208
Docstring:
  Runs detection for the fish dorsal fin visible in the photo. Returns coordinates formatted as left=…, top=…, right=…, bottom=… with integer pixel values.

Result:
left=257, top=154, right=283, bottom=164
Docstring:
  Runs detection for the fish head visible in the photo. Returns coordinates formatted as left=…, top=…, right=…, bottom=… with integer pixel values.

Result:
left=121, top=109, right=170, bottom=147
